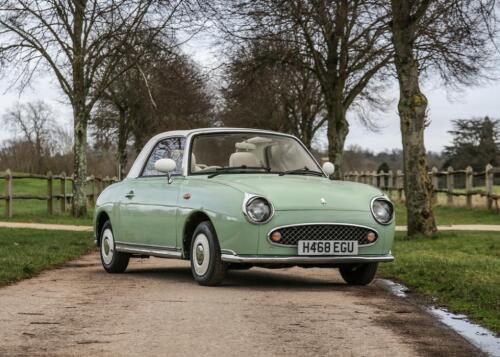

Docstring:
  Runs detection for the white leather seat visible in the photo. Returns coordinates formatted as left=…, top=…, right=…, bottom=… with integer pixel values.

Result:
left=229, top=152, right=260, bottom=167
left=191, top=154, right=200, bottom=172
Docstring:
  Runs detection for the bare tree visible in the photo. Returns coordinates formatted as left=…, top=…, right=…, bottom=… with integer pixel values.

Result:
left=2, top=101, right=56, bottom=173
left=389, top=0, right=498, bottom=236
left=91, top=45, right=213, bottom=179
left=221, top=40, right=325, bottom=148
left=0, top=0, right=189, bottom=216
left=216, top=0, right=393, bottom=176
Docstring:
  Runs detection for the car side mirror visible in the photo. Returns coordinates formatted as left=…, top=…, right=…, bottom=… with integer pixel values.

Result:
left=322, top=162, right=335, bottom=178
left=154, top=158, right=177, bottom=184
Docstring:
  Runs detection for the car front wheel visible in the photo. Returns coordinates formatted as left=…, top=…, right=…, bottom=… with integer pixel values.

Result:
left=339, top=263, right=378, bottom=285
left=190, top=221, right=227, bottom=286
left=100, top=221, right=130, bottom=273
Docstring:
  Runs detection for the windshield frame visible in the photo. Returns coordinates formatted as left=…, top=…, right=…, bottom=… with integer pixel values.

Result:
left=187, top=131, right=325, bottom=177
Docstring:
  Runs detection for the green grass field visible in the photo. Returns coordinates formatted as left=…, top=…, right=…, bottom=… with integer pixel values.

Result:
left=381, top=231, right=500, bottom=334
left=395, top=203, right=500, bottom=226
left=0, top=228, right=94, bottom=286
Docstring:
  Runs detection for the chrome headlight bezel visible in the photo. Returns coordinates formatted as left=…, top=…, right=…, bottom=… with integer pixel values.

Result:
left=243, top=194, right=274, bottom=224
left=370, top=197, right=395, bottom=225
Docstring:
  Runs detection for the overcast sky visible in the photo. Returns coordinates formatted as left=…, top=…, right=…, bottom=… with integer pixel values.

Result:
left=1, top=34, right=499, bottom=154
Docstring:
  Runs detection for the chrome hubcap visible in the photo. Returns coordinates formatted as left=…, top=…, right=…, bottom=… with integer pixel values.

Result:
left=101, top=228, right=114, bottom=265
left=192, top=233, right=210, bottom=276
left=196, top=244, right=205, bottom=265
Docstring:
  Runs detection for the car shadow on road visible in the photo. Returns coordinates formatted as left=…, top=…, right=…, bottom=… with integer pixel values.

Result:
left=124, top=264, right=352, bottom=292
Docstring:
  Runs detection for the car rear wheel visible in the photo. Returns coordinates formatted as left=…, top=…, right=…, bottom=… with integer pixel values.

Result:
left=190, top=221, right=226, bottom=286
left=100, top=221, right=130, bottom=273
left=339, top=263, right=378, bottom=285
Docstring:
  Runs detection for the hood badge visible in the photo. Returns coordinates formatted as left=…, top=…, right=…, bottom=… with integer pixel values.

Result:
left=320, top=198, right=327, bottom=205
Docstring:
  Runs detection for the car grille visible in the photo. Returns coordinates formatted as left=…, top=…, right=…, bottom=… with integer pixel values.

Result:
left=268, top=224, right=377, bottom=246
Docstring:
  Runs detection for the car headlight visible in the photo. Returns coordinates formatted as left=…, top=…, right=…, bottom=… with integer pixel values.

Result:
left=371, top=197, right=394, bottom=225
left=244, top=195, right=274, bottom=224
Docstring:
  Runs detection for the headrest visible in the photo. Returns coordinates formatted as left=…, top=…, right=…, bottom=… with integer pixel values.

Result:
left=246, top=136, right=273, bottom=144
left=229, top=152, right=260, bottom=167
left=235, top=142, right=256, bottom=151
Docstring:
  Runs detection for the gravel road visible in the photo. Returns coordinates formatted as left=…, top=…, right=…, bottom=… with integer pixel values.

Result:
left=0, top=252, right=483, bottom=357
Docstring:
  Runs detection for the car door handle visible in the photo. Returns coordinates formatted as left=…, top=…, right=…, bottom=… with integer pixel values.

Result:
left=125, top=190, right=135, bottom=199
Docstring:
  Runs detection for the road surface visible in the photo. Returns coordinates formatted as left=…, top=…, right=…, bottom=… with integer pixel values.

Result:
left=0, top=252, right=483, bottom=357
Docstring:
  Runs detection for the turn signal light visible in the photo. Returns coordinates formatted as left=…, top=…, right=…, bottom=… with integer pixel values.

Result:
left=271, top=231, right=282, bottom=242
left=367, top=232, right=376, bottom=243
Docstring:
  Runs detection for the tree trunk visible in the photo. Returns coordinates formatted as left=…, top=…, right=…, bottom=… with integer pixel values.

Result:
left=326, top=98, right=349, bottom=179
left=72, top=106, right=88, bottom=217
left=72, top=0, right=88, bottom=217
left=391, top=0, right=436, bottom=236
left=117, top=108, right=129, bottom=180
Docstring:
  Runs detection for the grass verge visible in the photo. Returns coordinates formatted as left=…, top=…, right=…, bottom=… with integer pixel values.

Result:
left=0, top=228, right=94, bottom=286
left=395, top=203, right=500, bottom=226
left=380, top=231, right=500, bottom=334
left=0, top=205, right=93, bottom=226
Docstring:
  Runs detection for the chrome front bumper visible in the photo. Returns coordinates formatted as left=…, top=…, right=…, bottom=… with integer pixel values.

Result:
left=221, top=254, right=394, bottom=264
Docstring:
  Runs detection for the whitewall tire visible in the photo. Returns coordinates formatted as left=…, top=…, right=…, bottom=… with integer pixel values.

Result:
left=190, top=221, right=226, bottom=286
left=100, top=221, right=130, bottom=273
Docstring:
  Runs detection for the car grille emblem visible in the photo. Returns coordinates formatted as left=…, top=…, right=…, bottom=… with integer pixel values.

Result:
left=320, top=198, right=327, bottom=205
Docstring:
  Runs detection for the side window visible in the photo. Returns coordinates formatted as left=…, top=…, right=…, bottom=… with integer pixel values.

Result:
left=142, top=137, right=185, bottom=177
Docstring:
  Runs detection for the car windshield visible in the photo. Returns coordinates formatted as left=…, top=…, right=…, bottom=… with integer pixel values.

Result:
left=190, top=133, right=323, bottom=176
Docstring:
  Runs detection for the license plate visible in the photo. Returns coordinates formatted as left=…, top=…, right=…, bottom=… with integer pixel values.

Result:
left=298, top=240, right=358, bottom=256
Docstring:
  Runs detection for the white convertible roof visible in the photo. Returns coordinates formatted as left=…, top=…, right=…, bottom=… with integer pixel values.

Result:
left=127, top=127, right=293, bottom=178
left=150, top=127, right=284, bottom=138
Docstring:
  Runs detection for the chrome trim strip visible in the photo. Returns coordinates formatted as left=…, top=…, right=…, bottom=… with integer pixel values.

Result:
left=267, top=222, right=379, bottom=247
left=221, top=254, right=394, bottom=264
left=115, top=243, right=182, bottom=259
left=115, top=241, right=177, bottom=250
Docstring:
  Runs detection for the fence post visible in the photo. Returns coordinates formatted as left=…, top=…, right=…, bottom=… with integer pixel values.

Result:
left=446, top=166, right=454, bottom=206
left=387, top=171, right=394, bottom=200
left=396, top=169, right=404, bottom=201
left=465, top=166, right=473, bottom=208
left=431, top=167, right=438, bottom=204
left=47, top=171, right=53, bottom=215
left=485, top=164, right=494, bottom=210
left=5, top=169, right=13, bottom=218
left=60, top=172, right=67, bottom=213
left=388, top=170, right=394, bottom=189
left=372, top=171, right=378, bottom=187
left=89, top=175, right=95, bottom=206
left=71, top=174, right=75, bottom=214
left=96, top=177, right=103, bottom=196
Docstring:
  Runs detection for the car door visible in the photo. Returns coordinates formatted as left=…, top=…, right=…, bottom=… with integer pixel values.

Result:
left=119, top=137, right=185, bottom=249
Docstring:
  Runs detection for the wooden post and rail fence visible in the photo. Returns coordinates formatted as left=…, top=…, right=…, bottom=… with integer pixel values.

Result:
left=344, top=164, right=500, bottom=212
left=1, top=170, right=118, bottom=218
left=2, top=164, right=499, bottom=217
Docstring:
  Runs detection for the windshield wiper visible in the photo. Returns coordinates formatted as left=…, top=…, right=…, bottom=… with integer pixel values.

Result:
left=278, top=167, right=324, bottom=177
left=207, top=166, right=271, bottom=178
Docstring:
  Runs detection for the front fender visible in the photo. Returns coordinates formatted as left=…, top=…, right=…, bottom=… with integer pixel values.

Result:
left=176, top=178, right=260, bottom=255
left=93, top=181, right=125, bottom=241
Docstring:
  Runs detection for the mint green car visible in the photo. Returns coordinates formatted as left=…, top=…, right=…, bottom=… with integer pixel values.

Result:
left=94, top=128, right=395, bottom=286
